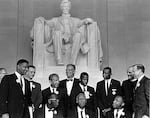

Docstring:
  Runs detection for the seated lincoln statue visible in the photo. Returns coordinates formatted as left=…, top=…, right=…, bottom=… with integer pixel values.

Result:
left=31, top=0, right=103, bottom=68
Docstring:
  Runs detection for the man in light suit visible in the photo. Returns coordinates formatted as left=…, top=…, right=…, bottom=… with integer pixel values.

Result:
left=24, top=65, right=42, bottom=118
left=59, top=64, right=80, bottom=117
left=96, top=67, right=122, bottom=118
left=0, top=59, right=32, bottom=118
left=132, top=64, right=150, bottom=118
left=122, top=66, right=137, bottom=118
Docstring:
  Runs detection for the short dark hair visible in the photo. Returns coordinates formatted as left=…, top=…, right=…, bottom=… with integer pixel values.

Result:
left=134, top=64, right=145, bottom=73
left=48, top=93, right=59, bottom=100
left=103, top=67, right=112, bottom=74
left=66, top=64, right=76, bottom=70
left=49, top=73, right=59, bottom=81
left=17, top=59, right=29, bottom=65
left=28, top=65, right=36, bottom=69
left=80, top=72, right=89, bottom=79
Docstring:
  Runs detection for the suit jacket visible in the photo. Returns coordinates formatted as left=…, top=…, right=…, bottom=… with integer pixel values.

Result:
left=76, top=84, right=97, bottom=113
left=0, top=73, right=32, bottom=118
left=67, top=107, right=96, bottom=118
left=106, top=108, right=130, bottom=118
left=40, top=87, right=66, bottom=118
left=59, top=78, right=80, bottom=110
left=31, top=81, right=42, bottom=109
left=133, top=76, right=150, bottom=118
left=96, top=79, right=122, bottom=111
left=122, top=79, right=136, bottom=118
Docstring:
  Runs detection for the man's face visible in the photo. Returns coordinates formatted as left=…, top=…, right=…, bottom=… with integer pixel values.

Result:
left=26, top=67, right=36, bottom=80
left=17, top=62, right=28, bottom=75
left=0, top=69, right=7, bottom=82
left=80, top=75, right=88, bottom=86
left=113, top=96, right=123, bottom=109
left=47, top=94, right=59, bottom=109
left=103, top=69, right=111, bottom=80
left=66, top=65, right=75, bottom=79
left=50, top=75, right=59, bottom=88
left=127, top=67, right=134, bottom=80
left=77, top=94, right=86, bottom=109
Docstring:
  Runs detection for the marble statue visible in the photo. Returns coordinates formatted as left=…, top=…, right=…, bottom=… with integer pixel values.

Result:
left=31, top=0, right=103, bottom=68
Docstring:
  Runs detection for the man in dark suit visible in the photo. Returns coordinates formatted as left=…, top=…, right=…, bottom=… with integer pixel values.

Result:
left=132, top=64, right=150, bottom=118
left=67, top=93, right=96, bottom=118
left=59, top=64, right=80, bottom=117
left=96, top=67, right=122, bottom=118
left=106, top=96, right=130, bottom=118
left=42, top=73, right=65, bottom=118
left=24, top=65, right=42, bottom=118
left=0, top=59, right=32, bottom=118
left=122, top=66, right=137, bottom=118
left=46, top=93, right=64, bottom=118
left=77, top=72, right=97, bottom=115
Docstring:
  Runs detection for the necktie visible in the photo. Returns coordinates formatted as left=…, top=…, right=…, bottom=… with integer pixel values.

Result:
left=107, top=80, right=109, bottom=94
left=81, top=111, right=83, bottom=118
left=20, top=76, right=23, bottom=88
left=52, top=88, right=55, bottom=93
left=83, top=87, right=86, bottom=92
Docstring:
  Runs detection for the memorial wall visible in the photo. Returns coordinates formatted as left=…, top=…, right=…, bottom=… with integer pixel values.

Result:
left=0, top=0, right=150, bottom=89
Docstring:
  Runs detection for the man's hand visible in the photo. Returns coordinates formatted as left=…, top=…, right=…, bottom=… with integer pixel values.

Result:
left=102, top=108, right=111, bottom=116
left=2, top=113, right=9, bottom=118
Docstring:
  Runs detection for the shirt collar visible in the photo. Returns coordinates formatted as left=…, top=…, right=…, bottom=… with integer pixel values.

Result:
left=67, top=77, right=74, bottom=82
left=105, top=78, right=111, bottom=82
left=50, top=86, right=56, bottom=92
left=79, top=83, right=87, bottom=91
left=138, top=74, right=145, bottom=83
left=77, top=106, right=85, bottom=112
left=15, top=71, right=22, bottom=79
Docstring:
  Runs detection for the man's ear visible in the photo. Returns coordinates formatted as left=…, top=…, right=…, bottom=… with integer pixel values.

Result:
left=76, top=97, right=78, bottom=104
left=121, top=102, right=125, bottom=107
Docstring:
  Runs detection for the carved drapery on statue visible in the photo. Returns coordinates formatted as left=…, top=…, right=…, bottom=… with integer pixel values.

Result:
left=30, top=16, right=103, bottom=68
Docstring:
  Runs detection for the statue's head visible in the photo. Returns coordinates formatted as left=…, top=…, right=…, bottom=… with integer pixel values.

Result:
left=60, top=0, right=71, bottom=14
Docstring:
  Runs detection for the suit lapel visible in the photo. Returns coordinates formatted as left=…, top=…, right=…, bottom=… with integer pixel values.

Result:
left=13, top=74, right=24, bottom=95
left=102, top=80, right=107, bottom=96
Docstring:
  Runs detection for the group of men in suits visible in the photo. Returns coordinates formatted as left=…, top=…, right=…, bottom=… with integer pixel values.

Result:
left=0, top=59, right=149, bottom=118
left=41, top=64, right=97, bottom=118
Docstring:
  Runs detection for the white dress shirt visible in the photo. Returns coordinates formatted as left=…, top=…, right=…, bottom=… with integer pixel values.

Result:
left=66, top=78, right=74, bottom=96
left=77, top=107, right=86, bottom=118
left=49, top=86, right=58, bottom=94
left=135, top=74, right=144, bottom=89
left=45, top=105, right=53, bottom=118
left=79, top=83, right=87, bottom=92
left=114, top=108, right=124, bottom=118
left=15, top=72, right=25, bottom=94
left=105, top=79, right=111, bottom=95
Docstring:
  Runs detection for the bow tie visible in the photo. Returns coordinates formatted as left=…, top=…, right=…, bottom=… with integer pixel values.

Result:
left=67, top=79, right=73, bottom=81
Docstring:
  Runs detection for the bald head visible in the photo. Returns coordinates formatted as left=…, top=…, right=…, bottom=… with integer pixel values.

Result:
left=127, top=66, right=134, bottom=80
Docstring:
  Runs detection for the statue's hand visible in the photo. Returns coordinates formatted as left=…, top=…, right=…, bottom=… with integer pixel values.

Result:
left=62, top=33, right=71, bottom=44
left=85, top=18, right=93, bottom=25
left=37, top=16, right=45, bottom=23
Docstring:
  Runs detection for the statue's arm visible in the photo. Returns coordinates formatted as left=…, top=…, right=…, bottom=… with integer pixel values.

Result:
left=78, top=18, right=94, bottom=28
